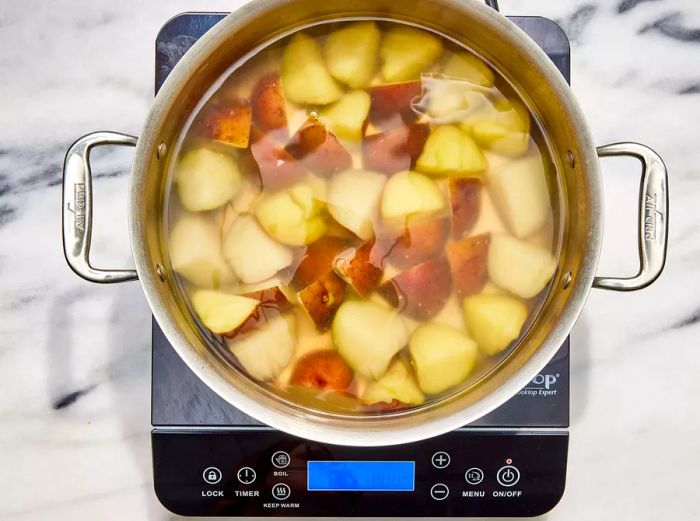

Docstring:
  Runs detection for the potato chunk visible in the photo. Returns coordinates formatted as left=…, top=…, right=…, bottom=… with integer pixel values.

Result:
left=175, top=148, right=242, bottom=212
left=191, top=290, right=258, bottom=334
left=327, top=169, right=386, bottom=240
left=380, top=26, right=443, bottom=82
left=332, top=301, right=408, bottom=379
left=282, top=32, right=343, bottom=105
left=169, top=213, right=235, bottom=288
left=462, top=293, right=528, bottom=355
left=362, top=358, right=424, bottom=405
left=487, top=234, right=557, bottom=298
left=487, top=154, right=552, bottom=239
left=416, top=126, right=487, bottom=177
left=323, top=21, right=380, bottom=88
left=409, top=323, right=478, bottom=395
left=229, top=315, right=296, bottom=381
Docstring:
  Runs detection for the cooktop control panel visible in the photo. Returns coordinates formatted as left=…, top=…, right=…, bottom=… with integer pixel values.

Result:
left=153, top=430, right=567, bottom=517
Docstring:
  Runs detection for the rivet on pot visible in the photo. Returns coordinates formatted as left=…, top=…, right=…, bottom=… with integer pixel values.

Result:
left=156, top=142, right=167, bottom=160
left=562, top=271, right=573, bottom=289
left=566, top=150, right=575, bottom=168
left=156, top=264, right=167, bottom=282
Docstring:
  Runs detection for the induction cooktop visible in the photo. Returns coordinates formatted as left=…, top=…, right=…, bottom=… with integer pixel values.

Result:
left=151, top=12, right=571, bottom=518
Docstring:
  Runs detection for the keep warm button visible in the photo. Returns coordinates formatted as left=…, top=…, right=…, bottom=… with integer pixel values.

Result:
left=496, top=465, right=520, bottom=487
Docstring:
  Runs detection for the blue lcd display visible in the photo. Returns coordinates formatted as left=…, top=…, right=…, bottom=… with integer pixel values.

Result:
left=307, top=461, right=415, bottom=492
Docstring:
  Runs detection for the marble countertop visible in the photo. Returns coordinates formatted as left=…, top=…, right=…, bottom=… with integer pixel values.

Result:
left=1, top=0, right=698, bottom=519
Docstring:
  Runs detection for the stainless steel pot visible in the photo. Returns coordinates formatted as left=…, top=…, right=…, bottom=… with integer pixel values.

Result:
left=62, top=0, right=668, bottom=446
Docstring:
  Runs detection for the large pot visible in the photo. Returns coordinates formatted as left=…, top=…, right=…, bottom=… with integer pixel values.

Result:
left=61, top=0, right=668, bottom=446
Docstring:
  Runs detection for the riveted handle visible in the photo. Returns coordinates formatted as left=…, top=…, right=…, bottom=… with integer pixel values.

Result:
left=593, top=142, right=669, bottom=291
left=62, top=131, right=139, bottom=284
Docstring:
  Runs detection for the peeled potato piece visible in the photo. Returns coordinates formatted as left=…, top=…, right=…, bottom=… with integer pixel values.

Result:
left=380, top=26, right=443, bottom=83
left=319, top=90, right=372, bottom=142
left=229, top=315, right=296, bottom=381
left=332, top=300, right=408, bottom=379
left=222, top=215, right=294, bottom=284
left=488, top=154, right=551, bottom=239
left=442, top=51, right=495, bottom=87
left=362, top=358, right=424, bottom=405
left=327, top=169, right=386, bottom=240
left=416, top=126, right=487, bottom=177
left=487, top=234, right=557, bottom=298
left=282, top=32, right=343, bottom=105
left=461, top=96, right=530, bottom=157
left=462, top=293, right=527, bottom=355
left=323, top=21, right=380, bottom=88
left=380, top=171, right=446, bottom=220
left=409, top=322, right=478, bottom=395
left=175, top=148, right=242, bottom=212
left=191, top=289, right=258, bottom=334
left=255, top=182, right=327, bottom=245
left=169, top=213, right=235, bottom=288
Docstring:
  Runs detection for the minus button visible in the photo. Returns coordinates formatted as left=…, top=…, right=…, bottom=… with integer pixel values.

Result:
left=430, top=483, right=449, bottom=500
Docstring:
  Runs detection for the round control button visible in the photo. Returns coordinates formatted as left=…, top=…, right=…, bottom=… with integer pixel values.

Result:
left=237, top=466, right=256, bottom=485
left=496, top=465, right=520, bottom=487
left=271, top=450, right=291, bottom=469
left=430, top=483, right=449, bottom=501
left=431, top=451, right=450, bottom=469
left=203, top=467, right=222, bottom=485
left=272, top=483, right=291, bottom=500
left=465, top=467, right=484, bottom=485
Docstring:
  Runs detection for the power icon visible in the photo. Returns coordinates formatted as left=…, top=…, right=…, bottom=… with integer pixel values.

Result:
left=496, top=465, right=520, bottom=487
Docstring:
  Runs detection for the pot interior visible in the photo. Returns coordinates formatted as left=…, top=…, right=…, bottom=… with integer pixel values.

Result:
left=131, top=0, right=600, bottom=445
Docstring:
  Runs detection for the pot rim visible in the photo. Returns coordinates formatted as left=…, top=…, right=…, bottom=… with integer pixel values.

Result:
left=129, top=0, right=602, bottom=446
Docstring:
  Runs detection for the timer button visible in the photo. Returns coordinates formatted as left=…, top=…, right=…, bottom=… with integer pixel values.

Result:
left=272, top=483, right=291, bottom=500
left=496, top=465, right=520, bottom=487
left=431, top=451, right=450, bottom=469
left=430, top=483, right=449, bottom=500
left=237, top=466, right=256, bottom=485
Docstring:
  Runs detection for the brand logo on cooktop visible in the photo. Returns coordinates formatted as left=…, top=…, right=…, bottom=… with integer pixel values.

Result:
left=67, top=183, right=86, bottom=234
left=518, top=373, right=559, bottom=397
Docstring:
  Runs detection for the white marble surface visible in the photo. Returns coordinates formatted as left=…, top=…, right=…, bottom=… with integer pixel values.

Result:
left=1, top=0, right=699, bottom=519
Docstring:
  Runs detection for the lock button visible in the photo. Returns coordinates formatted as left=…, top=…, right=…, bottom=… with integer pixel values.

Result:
left=203, top=466, right=223, bottom=485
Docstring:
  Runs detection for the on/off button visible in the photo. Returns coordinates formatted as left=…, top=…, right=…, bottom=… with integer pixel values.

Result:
left=496, top=465, right=520, bottom=487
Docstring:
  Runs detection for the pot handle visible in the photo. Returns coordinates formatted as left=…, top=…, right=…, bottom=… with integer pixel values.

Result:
left=484, top=0, right=500, bottom=10
left=593, top=142, right=668, bottom=291
left=62, top=131, right=139, bottom=284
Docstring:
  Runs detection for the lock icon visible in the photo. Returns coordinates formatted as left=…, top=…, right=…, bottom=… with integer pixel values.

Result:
left=203, top=467, right=222, bottom=484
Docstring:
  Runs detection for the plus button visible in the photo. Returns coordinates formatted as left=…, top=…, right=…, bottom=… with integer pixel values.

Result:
left=431, top=452, right=451, bottom=469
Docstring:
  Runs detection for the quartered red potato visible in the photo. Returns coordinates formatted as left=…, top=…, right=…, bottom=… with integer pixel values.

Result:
left=166, top=20, right=560, bottom=414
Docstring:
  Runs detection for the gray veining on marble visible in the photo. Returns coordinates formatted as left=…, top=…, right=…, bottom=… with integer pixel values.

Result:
left=0, top=0, right=699, bottom=519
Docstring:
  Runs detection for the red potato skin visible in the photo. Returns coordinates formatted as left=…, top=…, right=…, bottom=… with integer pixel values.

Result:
left=249, top=129, right=305, bottom=191
left=446, top=233, right=491, bottom=297
left=285, top=114, right=353, bottom=176
left=298, top=271, right=347, bottom=331
left=291, top=236, right=351, bottom=290
left=379, top=217, right=450, bottom=270
left=197, top=102, right=252, bottom=148
left=379, top=257, right=452, bottom=320
left=289, top=351, right=353, bottom=391
left=368, top=81, right=422, bottom=129
left=449, top=178, right=482, bottom=239
left=223, top=287, right=291, bottom=338
left=333, top=240, right=385, bottom=297
left=252, top=73, right=288, bottom=134
left=362, top=123, right=430, bottom=175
